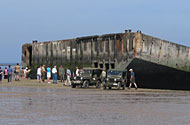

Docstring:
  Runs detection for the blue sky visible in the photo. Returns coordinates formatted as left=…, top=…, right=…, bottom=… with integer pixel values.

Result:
left=0, top=0, right=189, bottom=63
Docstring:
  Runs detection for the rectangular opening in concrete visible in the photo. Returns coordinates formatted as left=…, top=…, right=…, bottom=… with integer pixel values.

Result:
left=105, top=63, right=109, bottom=70
left=28, top=46, right=32, bottom=66
left=99, top=63, right=103, bottom=69
left=111, top=63, right=115, bottom=69
left=94, top=62, right=98, bottom=68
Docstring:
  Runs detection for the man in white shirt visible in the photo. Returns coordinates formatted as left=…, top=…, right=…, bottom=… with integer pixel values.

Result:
left=76, top=67, right=80, bottom=77
left=37, top=66, right=42, bottom=83
left=52, top=66, right=57, bottom=84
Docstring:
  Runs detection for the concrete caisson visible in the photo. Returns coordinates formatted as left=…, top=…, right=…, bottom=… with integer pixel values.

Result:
left=22, top=30, right=190, bottom=89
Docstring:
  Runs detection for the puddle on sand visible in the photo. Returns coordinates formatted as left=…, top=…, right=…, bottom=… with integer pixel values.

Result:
left=0, top=87, right=190, bottom=125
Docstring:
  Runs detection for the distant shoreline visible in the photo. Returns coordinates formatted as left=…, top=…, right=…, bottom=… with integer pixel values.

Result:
left=0, top=63, right=21, bottom=66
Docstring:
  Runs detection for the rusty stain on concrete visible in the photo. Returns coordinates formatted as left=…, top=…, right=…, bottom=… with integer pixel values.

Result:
left=22, top=30, right=190, bottom=72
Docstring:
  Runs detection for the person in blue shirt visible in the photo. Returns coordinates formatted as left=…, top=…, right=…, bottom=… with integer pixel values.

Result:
left=128, top=69, right=138, bottom=90
left=46, top=66, right=51, bottom=83
left=7, top=65, right=13, bottom=83
left=66, top=68, right=71, bottom=85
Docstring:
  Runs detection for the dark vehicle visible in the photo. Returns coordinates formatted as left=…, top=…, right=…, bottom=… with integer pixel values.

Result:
left=71, top=76, right=83, bottom=88
left=71, top=68, right=102, bottom=88
left=103, top=69, right=127, bottom=90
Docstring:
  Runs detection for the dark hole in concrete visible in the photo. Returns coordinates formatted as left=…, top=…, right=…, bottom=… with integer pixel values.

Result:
left=99, top=64, right=103, bottom=69
left=94, top=62, right=98, bottom=68
left=28, top=46, right=32, bottom=66
left=105, top=63, right=109, bottom=70
left=24, top=51, right=27, bottom=57
left=111, top=63, right=115, bottom=69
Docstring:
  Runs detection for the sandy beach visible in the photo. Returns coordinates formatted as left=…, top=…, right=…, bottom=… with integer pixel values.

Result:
left=0, top=79, right=190, bottom=125
left=1, top=79, right=189, bottom=93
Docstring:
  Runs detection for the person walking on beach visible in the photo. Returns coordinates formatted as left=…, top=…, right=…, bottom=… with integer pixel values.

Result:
left=25, top=67, right=31, bottom=79
left=4, top=67, right=8, bottom=79
left=0, top=67, right=3, bottom=83
left=52, top=66, right=57, bottom=84
left=66, top=68, right=71, bottom=85
left=59, top=65, right=65, bottom=83
left=7, top=65, right=13, bottom=83
left=101, top=69, right=106, bottom=84
left=41, top=65, right=46, bottom=82
left=46, top=66, right=51, bottom=83
left=128, top=69, right=138, bottom=90
left=37, top=66, right=42, bottom=83
left=14, top=63, right=20, bottom=81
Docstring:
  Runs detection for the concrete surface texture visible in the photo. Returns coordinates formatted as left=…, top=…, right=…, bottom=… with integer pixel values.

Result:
left=21, top=30, right=190, bottom=90
left=22, top=30, right=190, bottom=72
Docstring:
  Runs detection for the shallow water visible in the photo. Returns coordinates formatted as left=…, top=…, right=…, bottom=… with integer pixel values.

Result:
left=0, top=86, right=190, bottom=125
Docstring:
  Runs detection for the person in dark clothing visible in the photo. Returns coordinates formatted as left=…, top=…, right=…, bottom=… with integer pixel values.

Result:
left=41, top=65, right=46, bottom=82
left=0, top=67, right=3, bottom=83
left=128, top=69, right=138, bottom=90
left=59, top=65, right=65, bottom=83
left=7, top=65, right=13, bottom=83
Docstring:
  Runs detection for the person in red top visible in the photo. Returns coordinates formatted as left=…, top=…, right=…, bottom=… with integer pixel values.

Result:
left=4, top=67, right=8, bottom=79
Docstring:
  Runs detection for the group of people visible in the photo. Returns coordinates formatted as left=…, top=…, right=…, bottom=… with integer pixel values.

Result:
left=36, top=65, right=81, bottom=85
left=0, top=63, right=138, bottom=89
left=0, top=63, right=30, bottom=83
left=36, top=65, right=138, bottom=89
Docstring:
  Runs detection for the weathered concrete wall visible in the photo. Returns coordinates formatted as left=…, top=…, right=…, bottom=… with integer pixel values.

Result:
left=22, top=30, right=190, bottom=89
left=22, top=30, right=190, bottom=72
left=22, top=33, right=133, bottom=70
left=135, top=33, right=190, bottom=72
left=22, top=44, right=32, bottom=67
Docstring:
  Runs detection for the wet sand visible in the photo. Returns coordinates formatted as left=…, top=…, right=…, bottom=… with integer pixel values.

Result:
left=0, top=80, right=190, bottom=125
